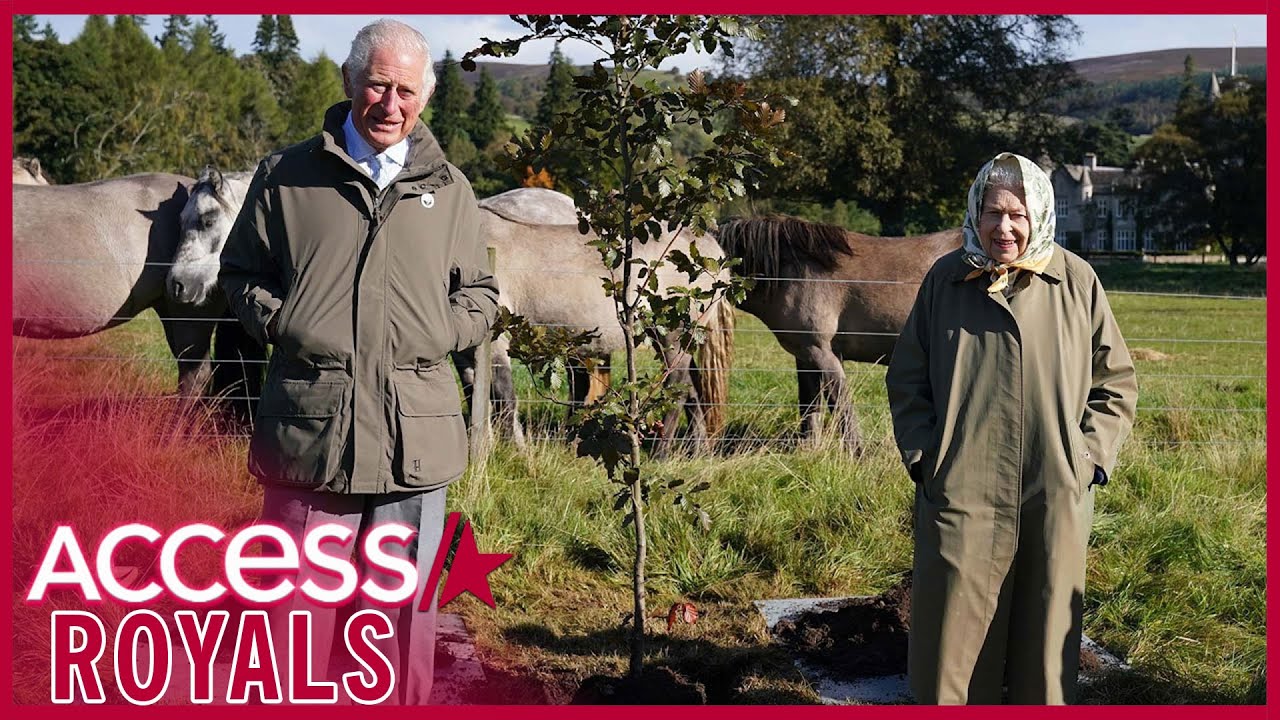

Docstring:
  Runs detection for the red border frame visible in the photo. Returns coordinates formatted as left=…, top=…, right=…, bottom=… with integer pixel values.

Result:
left=4, top=4, right=1273, bottom=717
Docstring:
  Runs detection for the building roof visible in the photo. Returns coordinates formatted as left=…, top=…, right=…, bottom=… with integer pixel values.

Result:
left=1054, top=163, right=1138, bottom=192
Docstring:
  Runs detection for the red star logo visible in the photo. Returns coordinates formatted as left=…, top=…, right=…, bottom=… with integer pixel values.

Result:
left=439, top=520, right=512, bottom=608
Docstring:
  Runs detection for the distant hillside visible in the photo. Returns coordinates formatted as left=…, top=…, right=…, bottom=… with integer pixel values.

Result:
left=440, top=60, right=687, bottom=118
left=1071, top=47, right=1266, bottom=84
left=444, top=48, right=1267, bottom=135
left=1060, top=47, right=1266, bottom=133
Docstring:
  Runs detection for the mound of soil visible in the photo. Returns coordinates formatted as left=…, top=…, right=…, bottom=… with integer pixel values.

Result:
left=773, top=580, right=1105, bottom=679
left=774, top=581, right=912, bottom=677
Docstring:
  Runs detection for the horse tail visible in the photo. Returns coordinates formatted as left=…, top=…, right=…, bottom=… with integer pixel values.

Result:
left=696, top=296, right=734, bottom=437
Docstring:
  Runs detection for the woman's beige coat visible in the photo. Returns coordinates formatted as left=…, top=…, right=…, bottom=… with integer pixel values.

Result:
left=886, top=245, right=1137, bottom=704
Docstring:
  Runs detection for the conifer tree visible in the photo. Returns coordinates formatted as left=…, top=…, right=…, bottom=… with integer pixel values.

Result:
left=429, top=50, right=472, bottom=151
left=469, top=66, right=508, bottom=147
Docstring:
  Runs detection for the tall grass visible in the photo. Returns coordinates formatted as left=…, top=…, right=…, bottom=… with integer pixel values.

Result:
left=12, top=319, right=262, bottom=704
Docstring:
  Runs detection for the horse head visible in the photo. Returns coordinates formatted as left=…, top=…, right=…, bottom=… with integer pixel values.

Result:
left=12, top=157, right=50, bottom=185
left=168, top=166, right=251, bottom=306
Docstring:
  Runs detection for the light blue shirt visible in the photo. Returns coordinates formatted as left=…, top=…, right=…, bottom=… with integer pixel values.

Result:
left=343, top=112, right=410, bottom=191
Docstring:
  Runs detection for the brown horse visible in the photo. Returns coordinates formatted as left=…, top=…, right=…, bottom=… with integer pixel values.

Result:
left=716, top=216, right=962, bottom=453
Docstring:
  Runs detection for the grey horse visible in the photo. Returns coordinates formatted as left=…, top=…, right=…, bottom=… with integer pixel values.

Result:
left=12, top=173, right=234, bottom=397
left=717, top=215, right=962, bottom=454
left=13, top=157, right=50, bottom=185
left=164, top=167, right=264, bottom=418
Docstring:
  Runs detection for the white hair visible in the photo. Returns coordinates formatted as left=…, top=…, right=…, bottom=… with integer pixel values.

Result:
left=984, top=158, right=1024, bottom=195
left=345, top=19, right=436, bottom=97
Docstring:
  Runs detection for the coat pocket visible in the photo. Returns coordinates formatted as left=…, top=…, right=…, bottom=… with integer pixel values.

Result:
left=393, top=376, right=468, bottom=488
left=249, top=379, right=349, bottom=487
left=1067, top=424, right=1094, bottom=496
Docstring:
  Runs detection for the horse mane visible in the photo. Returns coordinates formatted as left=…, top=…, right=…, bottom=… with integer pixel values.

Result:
left=193, top=169, right=252, bottom=215
left=716, top=215, right=853, bottom=292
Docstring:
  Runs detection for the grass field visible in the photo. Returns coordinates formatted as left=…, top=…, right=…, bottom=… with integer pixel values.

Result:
left=10, top=261, right=1266, bottom=704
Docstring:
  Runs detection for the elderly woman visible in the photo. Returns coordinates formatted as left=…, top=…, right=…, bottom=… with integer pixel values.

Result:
left=886, top=152, right=1138, bottom=704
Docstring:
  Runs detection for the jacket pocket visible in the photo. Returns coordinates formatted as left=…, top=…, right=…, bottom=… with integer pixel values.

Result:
left=393, top=375, right=468, bottom=488
left=249, top=379, right=349, bottom=487
left=1067, top=424, right=1094, bottom=497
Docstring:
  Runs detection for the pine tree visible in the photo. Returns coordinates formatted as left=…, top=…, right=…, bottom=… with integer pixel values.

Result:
left=274, top=15, right=300, bottom=60
left=156, top=15, right=192, bottom=51
left=253, top=15, right=277, bottom=57
left=15, top=15, right=38, bottom=42
left=469, top=66, right=508, bottom=147
left=199, top=15, right=228, bottom=54
left=534, top=43, right=576, bottom=129
left=1175, top=55, right=1207, bottom=127
left=530, top=43, right=598, bottom=193
left=429, top=50, right=472, bottom=151
left=281, top=53, right=346, bottom=143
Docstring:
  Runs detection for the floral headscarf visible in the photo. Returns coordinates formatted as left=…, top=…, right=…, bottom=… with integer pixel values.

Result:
left=961, top=152, right=1057, bottom=294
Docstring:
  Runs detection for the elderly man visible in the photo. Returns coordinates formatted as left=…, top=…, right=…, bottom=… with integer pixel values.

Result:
left=886, top=153, right=1137, bottom=704
left=220, top=19, right=498, bottom=704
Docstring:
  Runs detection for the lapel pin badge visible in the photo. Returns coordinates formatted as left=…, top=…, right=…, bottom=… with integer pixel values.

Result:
left=421, top=193, right=435, bottom=209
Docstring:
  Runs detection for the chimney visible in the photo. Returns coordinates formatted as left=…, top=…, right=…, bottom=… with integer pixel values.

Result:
left=1083, top=153, right=1097, bottom=170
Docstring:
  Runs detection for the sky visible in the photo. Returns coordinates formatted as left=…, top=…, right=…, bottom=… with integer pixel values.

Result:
left=30, top=14, right=1267, bottom=72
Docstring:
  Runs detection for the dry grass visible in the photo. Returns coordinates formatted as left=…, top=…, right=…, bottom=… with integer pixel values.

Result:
left=12, top=324, right=261, bottom=704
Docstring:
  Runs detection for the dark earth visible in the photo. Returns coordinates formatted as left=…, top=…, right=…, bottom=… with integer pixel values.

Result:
left=773, top=579, right=1104, bottom=679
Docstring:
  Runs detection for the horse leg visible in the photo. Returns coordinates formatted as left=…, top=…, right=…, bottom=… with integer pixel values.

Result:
left=211, top=305, right=265, bottom=428
left=654, top=337, right=706, bottom=458
left=157, top=306, right=215, bottom=405
left=814, top=351, right=862, bottom=456
left=490, top=341, right=525, bottom=448
left=451, top=348, right=477, bottom=421
left=795, top=348, right=825, bottom=444
left=583, top=356, right=611, bottom=405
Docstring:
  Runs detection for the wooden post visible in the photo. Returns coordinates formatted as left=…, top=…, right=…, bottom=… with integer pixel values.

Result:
left=469, top=246, right=497, bottom=465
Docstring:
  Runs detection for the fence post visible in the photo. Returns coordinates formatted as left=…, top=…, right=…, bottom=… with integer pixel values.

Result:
left=469, top=246, right=497, bottom=466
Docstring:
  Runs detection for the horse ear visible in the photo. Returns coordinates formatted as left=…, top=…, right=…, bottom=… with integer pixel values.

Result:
left=200, top=165, right=224, bottom=191
left=28, top=158, right=41, bottom=177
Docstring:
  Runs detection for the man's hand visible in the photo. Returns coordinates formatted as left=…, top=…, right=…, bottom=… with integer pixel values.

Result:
left=909, top=461, right=924, bottom=484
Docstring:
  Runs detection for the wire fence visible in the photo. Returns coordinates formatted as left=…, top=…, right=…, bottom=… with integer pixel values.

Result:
left=14, top=355, right=1270, bottom=382
left=12, top=315, right=1267, bottom=345
left=13, top=256, right=1271, bottom=301
left=14, top=273, right=1266, bottom=452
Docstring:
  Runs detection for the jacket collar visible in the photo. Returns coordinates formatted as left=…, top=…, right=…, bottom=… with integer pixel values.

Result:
left=342, top=111, right=410, bottom=169
left=319, top=101, right=452, bottom=189
left=950, top=243, right=1067, bottom=284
